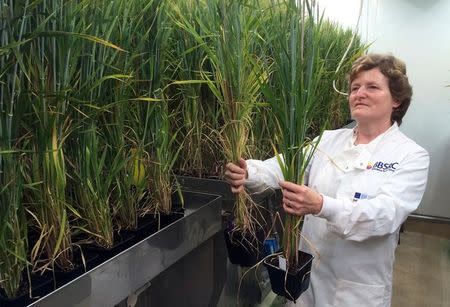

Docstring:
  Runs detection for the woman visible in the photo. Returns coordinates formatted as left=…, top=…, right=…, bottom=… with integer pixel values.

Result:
left=225, top=54, right=429, bottom=307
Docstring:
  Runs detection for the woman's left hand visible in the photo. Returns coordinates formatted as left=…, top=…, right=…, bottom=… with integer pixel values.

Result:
left=280, top=181, right=323, bottom=216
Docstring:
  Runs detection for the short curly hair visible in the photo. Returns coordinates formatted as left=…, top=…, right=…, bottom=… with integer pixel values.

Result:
left=349, top=54, right=412, bottom=126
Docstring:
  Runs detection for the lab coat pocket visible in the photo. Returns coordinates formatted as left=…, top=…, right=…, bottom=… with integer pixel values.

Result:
left=352, top=170, right=390, bottom=199
left=333, top=279, right=386, bottom=307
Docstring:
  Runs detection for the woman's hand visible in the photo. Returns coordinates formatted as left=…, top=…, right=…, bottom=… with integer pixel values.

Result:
left=280, top=181, right=323, bottom=216
left=224, top=158, right=248, bottom=194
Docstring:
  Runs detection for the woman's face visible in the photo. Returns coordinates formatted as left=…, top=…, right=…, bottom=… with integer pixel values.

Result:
left=349, top=68, right=400, bottom=126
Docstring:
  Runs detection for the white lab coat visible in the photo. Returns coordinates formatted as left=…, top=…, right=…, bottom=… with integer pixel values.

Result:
left=245, top=123, right=429, bottom=307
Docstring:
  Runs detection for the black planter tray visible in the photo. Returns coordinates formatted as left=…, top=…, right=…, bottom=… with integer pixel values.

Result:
left=224, top=226, right=265, bottom=267
left=1, top=250, right=103, bottom=307
left=264, top=250, right=314, bottom=302
left=27, top=190, right=221, bottom=307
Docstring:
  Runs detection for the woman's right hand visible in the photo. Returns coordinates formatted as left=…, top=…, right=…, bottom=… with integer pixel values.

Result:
left=224, top=158, right=248, bottom=194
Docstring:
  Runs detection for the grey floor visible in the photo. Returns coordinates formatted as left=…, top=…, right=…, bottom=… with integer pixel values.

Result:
left=257, top=218, right=450, bottom=307
left=392, top=219, right=450, bottom=307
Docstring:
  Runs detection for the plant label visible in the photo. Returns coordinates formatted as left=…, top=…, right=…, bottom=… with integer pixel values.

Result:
left=278, top=255, right=287, bottom=271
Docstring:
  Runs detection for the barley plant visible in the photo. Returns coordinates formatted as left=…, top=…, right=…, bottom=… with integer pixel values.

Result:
left=0, top=62, right=28, bottom=299
left=260, top=0, right=361, bottom=268
left=71, top=124, right=110, bottom=248
left=168, top=0, right=220, bottom=177
left=125, top=0, right=178, bottom=216
left=0, top=155, right=28, bottom=299
left=0, top=0, right=74, bottom=273
left=0, top=0, right=29, bottom=297
left=3, top=0, right=127, bottom=271
left=65, top=0, right=129, bottom=242
left=172, top=0, right=269, bottom=236
left=21, top=0, right=83, bottom=272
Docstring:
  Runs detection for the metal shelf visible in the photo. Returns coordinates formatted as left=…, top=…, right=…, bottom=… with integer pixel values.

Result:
left=29, top=191, right=222, bottom=307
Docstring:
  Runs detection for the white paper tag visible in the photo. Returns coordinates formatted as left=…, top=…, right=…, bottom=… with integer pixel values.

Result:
left=278, top=255, right=287, bottom=271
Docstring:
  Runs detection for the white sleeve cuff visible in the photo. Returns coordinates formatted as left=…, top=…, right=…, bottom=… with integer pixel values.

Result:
left=315, top=195, right=341, bottom=222
left=244, top=158, right=283, bottom=192
left=246, top=164, right=257, bottom=181
left=244, top=164, right=263, bottom=190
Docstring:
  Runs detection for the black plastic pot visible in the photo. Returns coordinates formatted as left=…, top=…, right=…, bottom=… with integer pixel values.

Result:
left=121, top=215, right=159, bottom=244
left=54, top=249, right=100, bottom=287
left=264, top=250, right=314, bottom=302
left=0, top=282, right=30, bottom=307
left=223, top=226, right=265, bottom=267
left=0, top=271, right=54, bottom=307
left=158, top=208, right=185, bottom=230
left=84, top=231, right=136, bottom=261
left=136, top=214, right=158, bottom=234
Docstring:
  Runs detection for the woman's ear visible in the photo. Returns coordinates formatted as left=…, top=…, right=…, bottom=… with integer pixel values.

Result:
left=393, top=100, right=401, bottom=108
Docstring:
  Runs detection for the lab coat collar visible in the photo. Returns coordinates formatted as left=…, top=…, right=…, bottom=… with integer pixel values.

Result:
left=334, top=123, right=399, bottom=172
left=350, top=122, right=399, bottom=152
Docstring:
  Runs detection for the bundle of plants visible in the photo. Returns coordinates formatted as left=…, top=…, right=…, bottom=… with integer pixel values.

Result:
left=46, top=0, right=169, bottom=241
left=0, top=155, right=29, bottom=303
left=141, top=99, right=185, bottom=230
left=0, top=0, right=74, bottom=276
left=167, top=0, right=220, bottom=178
left=23, top=117, right=74, bottom=274
left=61, top=0, right=151, bottom=235
left=17, top=0, right=125, bottom=275
left=101, top=105, right=148, bottom=233
left=119, top=0, right=186, bottom=227
left=0, top=1, right=29, bottom=301
left=172, top=0, right=270, bottom=266
left=259, top=0, right=337, bottom=301
left=113, top=145, right=151, bottom=233
left=71, top=123, right=130, bottom=253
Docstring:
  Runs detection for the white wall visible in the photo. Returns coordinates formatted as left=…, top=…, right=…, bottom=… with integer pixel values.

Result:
left=319, top=0, right=450, bottom=218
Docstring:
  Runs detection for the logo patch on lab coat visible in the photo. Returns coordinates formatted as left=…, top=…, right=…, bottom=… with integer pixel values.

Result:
left=367, top=161, right=398, bottom=172
left=353, top=192, right=369, bottom=202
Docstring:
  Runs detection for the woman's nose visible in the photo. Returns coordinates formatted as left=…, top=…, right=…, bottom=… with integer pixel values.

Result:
left=354, top=86, right=367, bottom=97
